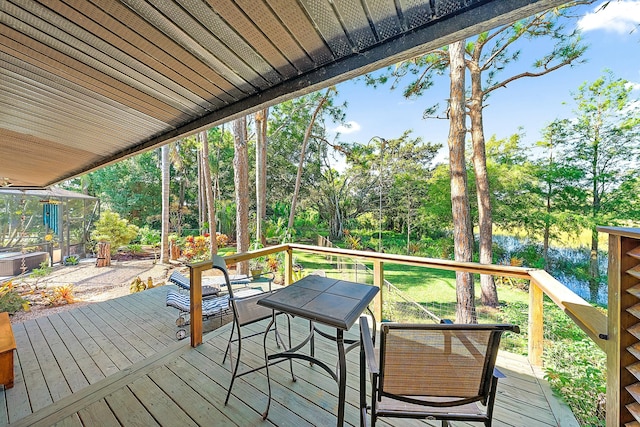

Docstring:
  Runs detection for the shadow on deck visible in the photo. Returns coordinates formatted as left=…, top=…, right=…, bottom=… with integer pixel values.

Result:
left=1, top=286, right=577, bottom=426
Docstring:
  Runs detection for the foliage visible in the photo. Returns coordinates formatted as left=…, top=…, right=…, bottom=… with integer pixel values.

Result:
left=88, top=152, right=162, bottom=227
left=48, top=284, right=76, bottom=305
left=137, top=226, right=161, bottom=246
left=0, top=281, right=28, bottom=313
left=265, top=255, right=280, bottom=273
left=90, top=210, right=139, bottom=253
left=126, top=244, right=143, bottom=254
left=181, top=234, right=211, bottom=261
left=30, top=261, right=52, bottom=278
left=544, top=336, right=606, bottom=426
left=63, top=254, right=80, bottom=266
left=216, top=232, right=229, bottom=248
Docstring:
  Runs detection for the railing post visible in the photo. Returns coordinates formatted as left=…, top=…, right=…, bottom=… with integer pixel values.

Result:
left=373, top=260, right=383, bottom=322
left=189, top=266, right=203, bottom=347
left=528, top=279, right=543, bottom=366
left=284, top=247, right=293, bottom=286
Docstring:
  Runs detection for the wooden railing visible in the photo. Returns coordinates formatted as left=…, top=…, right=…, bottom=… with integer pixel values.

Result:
left=185, top=228, right=636, bottom=426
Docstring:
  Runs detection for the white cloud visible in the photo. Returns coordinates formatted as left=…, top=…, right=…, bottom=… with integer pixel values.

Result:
left=628, top=81, right=640, bottom=91
left=333, top=121, right=361, bottom=134
left=578, top=1, right=640, bottom=34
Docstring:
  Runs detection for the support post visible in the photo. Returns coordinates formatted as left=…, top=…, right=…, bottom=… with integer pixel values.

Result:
left=189, top=266, right=203, bottom=347
left=528, top=279, right=543, bottom=366
left=373, top=260, right=383, bottom=322
left=284, top=248, right=293, bottom=286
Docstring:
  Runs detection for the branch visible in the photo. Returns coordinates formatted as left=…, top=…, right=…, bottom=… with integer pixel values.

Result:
left=484, top=58, right=578, bottom=95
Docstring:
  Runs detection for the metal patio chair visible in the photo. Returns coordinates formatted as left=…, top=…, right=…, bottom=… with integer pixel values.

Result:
left=359, top=318, right=519, bottom=426
left=211, top=254, right=293, bottom=406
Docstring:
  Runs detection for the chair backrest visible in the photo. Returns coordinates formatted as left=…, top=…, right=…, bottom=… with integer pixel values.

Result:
left=378, top=323, right=518, bottom=403
left=212, top=254, right=235, bottom=295
left=211, top=254, right=272, bottom=326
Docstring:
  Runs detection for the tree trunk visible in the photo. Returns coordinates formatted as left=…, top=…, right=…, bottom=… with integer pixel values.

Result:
left=288, top=89, right=332, bottom=230
left=448, top=40, right=476, bottom=324
left=200, top=130, right=218, bottom=257
left=468, top=63, right=498, bottom=308
left=159, top=145, right=170, bottom=264
left=233, top=117, right=250, bottom=275
left=255, top=108, right=268, bottom=246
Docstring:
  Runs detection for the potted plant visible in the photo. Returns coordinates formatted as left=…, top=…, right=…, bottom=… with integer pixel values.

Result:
left=249, top=258, right=264, bottom=277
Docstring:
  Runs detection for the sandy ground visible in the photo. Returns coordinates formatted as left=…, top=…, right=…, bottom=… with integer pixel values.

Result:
left=7, top=258, right=180, bottom=324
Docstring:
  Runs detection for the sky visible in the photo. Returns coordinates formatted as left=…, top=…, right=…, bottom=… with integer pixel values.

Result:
left=327, top=0, right=640, bottom=165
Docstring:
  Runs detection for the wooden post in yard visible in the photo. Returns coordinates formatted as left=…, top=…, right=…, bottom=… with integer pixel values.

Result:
left=95, top=242, right=111, bottom=267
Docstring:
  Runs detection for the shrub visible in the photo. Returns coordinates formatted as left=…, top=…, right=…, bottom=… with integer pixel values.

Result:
left=63, top=254, right=80, bottom=266
left=216, top=232, right=229, bottom=248
left=30, top=261, right=52, bottom=278
left=0, top=281, right=28, bottom=313
left=91, top=210, right=139, bottom=253
left=48, top=284, right=76, bottom=305
left=137, top=226, right=161, bottom=245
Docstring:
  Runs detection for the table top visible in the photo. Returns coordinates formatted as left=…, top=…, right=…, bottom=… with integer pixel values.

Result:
left=257, top=275, right=378, bottom=330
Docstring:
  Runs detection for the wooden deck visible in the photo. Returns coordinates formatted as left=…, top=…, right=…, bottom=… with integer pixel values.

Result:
left=1, top=285, right=578, bottom=426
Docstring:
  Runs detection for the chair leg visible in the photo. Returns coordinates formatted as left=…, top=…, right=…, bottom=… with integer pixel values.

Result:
left=223, top=320, right=237, bottom=364
left=225, top=321, right=242, bottom=405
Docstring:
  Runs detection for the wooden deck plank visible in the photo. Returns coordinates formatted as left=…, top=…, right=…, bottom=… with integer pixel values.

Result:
left=68, top=306, right=139, bottom=369
left=128, top=375, right=199, bottom=427
left=2, top=287, right=577, bottom=427
left=56, top=310, right=120, bottom=378
left=34, top=316, right=90, bottom=393
left=104, top=386, right=160, bottom=426
left=147, top=364, right=238, bottom=426
left=81, top=303, right=158, bottom=358
left=102, top=289, right=177, bottom=346
left=52, top=413, right=82, bottom=426
left=76, top=399, right=120, bottom=426
left=47, top=314, right=106, bottom=385
left=3, top=326, right=30, bottom=425
left=9, top=322, right=50, bottom=416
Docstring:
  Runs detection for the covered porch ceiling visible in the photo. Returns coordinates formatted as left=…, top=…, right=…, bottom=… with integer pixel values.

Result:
left=1, top=0, right=565, bottom=189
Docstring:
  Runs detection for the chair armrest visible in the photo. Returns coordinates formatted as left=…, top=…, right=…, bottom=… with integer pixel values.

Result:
left=360, top=316, right=378, bottom=375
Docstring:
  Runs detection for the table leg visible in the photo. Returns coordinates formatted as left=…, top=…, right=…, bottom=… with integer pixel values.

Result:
left=262, top=314, right=276, bottom=420
left=336, top=329, right=346, bottom=426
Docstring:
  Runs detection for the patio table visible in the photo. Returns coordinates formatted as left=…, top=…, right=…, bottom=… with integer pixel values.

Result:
left=258, top=275, right=378, bottom=426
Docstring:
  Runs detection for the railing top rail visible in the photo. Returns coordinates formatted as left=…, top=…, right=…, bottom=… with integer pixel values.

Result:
left=288, top=243, right=533, bottom=279
left=529, top=269, right=607, bottom=350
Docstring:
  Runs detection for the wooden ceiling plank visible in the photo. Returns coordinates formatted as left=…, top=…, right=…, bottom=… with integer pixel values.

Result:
left=204, top=0, right=297, bottom=78
left=88, top=0, right=242, bottom=103
left=333, top=0, right=378, bottom=49
left=1, top=78, right=159, bottom=146
left=0, top=28, right=180, bottom=124
left=3, top=1, right=208, bottom=116
left=50, top=0, right=226, bottom=109
left=363, top=0, right=403, bottom=41
left=266, top=0, right=335, bottom=65
left=0, top=56, right=167, bottom=133
left=120, top=0, right=261, bottom=93
left=233, top=0, right=315, bottom=73
left=178, top=0, right=285, bottom=84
